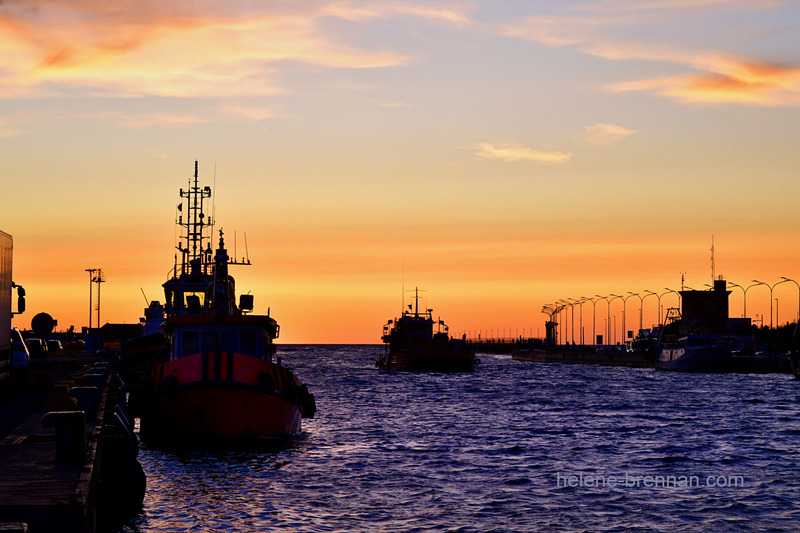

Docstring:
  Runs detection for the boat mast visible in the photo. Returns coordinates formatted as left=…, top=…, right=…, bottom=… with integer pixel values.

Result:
left=176, top=161, right=213, bottom=277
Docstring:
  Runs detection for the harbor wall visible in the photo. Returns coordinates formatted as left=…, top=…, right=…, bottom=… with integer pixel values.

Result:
left=0, top=354, right=144, bottom=532
left=512, top=348, right=654, bottom=368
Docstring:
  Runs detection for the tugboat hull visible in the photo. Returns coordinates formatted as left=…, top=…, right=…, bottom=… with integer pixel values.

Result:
left=140, top=351, right=312, bottom=441
left=657, top=336, right=731, bottom=372
left=376, top=347, right=476, bottom=372
left=141, top=384, right=302, bottom=440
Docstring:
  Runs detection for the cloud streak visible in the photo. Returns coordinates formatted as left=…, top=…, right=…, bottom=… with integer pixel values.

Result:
left=584, top=123, right=636, bottom=145
left=504, top=2, right=800, bottom=106
left=474, top=143, right=572, bottom=164
left=1, top=1, right=470, bottom=98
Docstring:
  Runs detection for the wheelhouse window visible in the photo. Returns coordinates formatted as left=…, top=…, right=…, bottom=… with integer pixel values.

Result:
left=182, top=331, right=199, bottom=356
left=201, top=331, right=219, bottom=353
left=240, top=330, right=257, bottom=356
left=221, top=330, right=238, bottom=353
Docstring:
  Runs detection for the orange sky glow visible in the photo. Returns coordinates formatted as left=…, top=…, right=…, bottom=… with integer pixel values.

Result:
left=4, top=0, right=800, bottom=343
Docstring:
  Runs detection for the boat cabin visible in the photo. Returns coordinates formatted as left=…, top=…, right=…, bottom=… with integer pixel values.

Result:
left=165, top=316, right=278, bottom=362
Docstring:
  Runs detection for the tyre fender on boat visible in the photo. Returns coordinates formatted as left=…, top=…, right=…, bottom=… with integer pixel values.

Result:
left=258, top=370, right=276, bottom=392
left=299, top=384, right=316, bottom=419
left=157, top=374, right=178, bottom=395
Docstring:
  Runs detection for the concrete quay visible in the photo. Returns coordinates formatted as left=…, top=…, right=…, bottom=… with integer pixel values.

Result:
left=0, top=354, right=143, bottom=533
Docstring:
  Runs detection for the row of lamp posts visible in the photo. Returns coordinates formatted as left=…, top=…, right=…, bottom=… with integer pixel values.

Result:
left=545, top=278, right=800, bottom=347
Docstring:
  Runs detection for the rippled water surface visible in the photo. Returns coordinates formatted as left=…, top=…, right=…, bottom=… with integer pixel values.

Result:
left=121, top=345, right=800, bottom=532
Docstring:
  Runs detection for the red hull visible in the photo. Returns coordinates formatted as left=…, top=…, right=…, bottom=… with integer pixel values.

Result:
left=140, top=351, right=309, bottom=440
left=142, top=385, right=302, bottom=439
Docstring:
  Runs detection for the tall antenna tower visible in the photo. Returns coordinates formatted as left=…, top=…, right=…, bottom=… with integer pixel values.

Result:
left=176, top=161, right=213, bottom=277
left=711, top=235, right=715, bottom=283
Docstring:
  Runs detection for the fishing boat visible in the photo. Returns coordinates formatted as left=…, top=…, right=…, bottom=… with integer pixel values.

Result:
left=137, top=162, right=315, bottom=442
left=656, top=334, right=731, bottom=372
left=376, top=288, right=477, bottom=372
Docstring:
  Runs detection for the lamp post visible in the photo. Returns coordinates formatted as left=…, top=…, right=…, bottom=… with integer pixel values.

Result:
left=726, top=281, right=746, bottom=318
left=629, top=291, right=652, bottom=333
left=752, top=279, right=789, bottom=329
left=85, top=268, right=97, bottom=331
left=557, top=300, right=570, bottom=345
left=621, top=293, right=639, bottom=342
left=566, top=298, right=579, bottom=345
left=608, top=294, right=624, bottom=345
left=575, top=297, right=587, bottom=345
left=644, top=290, right=663, bottom=326
left=595, top=295, right=611, bottom=345
left=740, top=281, right=762, bottom=320
left=584, top=297, right=598, bottom=346
left=780, top=277, right=800, bottom=323
left=663, top=287, right=681, bottom=312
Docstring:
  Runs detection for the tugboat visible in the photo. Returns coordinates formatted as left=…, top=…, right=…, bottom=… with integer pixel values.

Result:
left=137, top=162, right=315, bottom=442
left=655, top=308, right=731, bottom=372
left=376, top=288, right=477, bottom=372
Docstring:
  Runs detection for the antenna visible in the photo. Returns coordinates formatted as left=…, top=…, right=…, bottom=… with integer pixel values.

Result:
left=401, top=259, right=405, bottom=315
left=211, top=162, right=217, bottom=241
left=140, top=287, right=149, bottom=305
left=244, top=232, right=250, bottom=264
left=711, top=235, right=715, bottom=284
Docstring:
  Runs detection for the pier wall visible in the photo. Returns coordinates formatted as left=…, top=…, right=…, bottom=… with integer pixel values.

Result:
left=0, top=355, right=144, bottom=532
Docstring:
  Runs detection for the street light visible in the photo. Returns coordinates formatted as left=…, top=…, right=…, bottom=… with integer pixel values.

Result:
left=752, top=279, right=790, bottom=329
left=557, top=300, right=568, bottom=345
left=584, top=296, right=599, bottom=346
left=575, top=297, right=588, bottom=345
left=644, top=290, right=664, bottom=326
left=726, top=281, right=746, bottom=318
left=85, top=268, right=97, bottom=330
left=780, top=277, right=800, bottom=323
left=621, top=292, right=639, bottom=342
left=638, top=291, right=656, bottom=331
left=595, top=295, right=611, bottom=345
left=567, top=297, right=580, bottom=345
left=608, top=294, right=624, bottom=345
left=663, top=287, right=681, bottom=310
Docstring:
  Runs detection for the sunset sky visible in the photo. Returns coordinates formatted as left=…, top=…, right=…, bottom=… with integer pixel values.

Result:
left=4, top=0, right=800, bottom=344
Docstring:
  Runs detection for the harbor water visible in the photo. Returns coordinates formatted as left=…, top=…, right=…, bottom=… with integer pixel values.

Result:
left=120, top=345, right=800, bottom=532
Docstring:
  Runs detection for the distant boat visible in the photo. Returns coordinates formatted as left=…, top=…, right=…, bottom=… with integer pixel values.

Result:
left=137, top=162, right=315, bottom=442
left=656, top=334, right=731, bottom=372
left=376, top=287, right=477, bottom=372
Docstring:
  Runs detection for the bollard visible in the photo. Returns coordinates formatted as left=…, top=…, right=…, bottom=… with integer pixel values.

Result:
left=41, top=411, right=86, bottom=464
left=69, top=386, right=99, bottom=419
left=81, top=373, right=105, bottom=387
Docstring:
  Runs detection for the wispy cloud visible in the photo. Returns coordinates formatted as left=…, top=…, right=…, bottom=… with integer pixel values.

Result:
left=607, top=57, right=800, bottom=105
left=380, top=101, right=414, bottom=109
left=503, top=2, right=800, bottom=106
left=1, top=1, right=464, bottom=98
left=572, top=0, right=781, bottom=12
left=322, top=2, right=472, bottom=25
left=473, top=143, right=572, bottom=164
left=584, top=123, right=636, bottom=145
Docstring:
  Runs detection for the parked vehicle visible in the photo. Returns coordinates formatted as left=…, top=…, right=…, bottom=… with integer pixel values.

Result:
left=46, top=339, right=63, bottom=352
left=26, top=338, right=47, bottom=358
left=11, top=328, right=29, bottom=369
left=1, top=230, right=26, bottom=380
